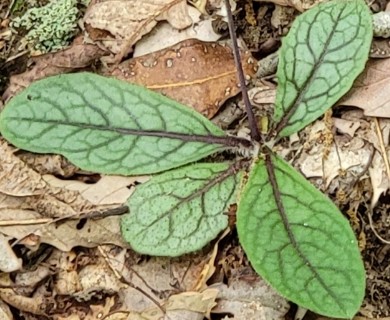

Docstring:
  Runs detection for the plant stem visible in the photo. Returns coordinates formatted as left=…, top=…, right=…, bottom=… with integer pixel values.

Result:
left=224, top=0, right=261, bottom=142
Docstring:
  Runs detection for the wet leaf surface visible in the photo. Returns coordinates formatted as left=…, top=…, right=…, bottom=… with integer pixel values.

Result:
left=110, top=39, right=257, bottom=118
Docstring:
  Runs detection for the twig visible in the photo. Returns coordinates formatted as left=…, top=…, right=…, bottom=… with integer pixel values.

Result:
left=224, top=0, right=261, bottom=142
left=374, top=117, right=390, bottom=181
left=9, top=205, right=128, bottom=247
left=368, top=205, right=390, bottom=244
left=98, top=246, right=169, bottom=318
left=0, top=218, right=52, bottom=226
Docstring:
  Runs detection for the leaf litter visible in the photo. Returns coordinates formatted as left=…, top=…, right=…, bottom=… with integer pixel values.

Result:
left=109, top=39, right=257, bottom=118
left=0, top=1, right=389, bottom=319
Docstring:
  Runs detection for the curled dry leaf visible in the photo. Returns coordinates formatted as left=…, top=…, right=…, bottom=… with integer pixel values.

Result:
left=0, top=140, right=47, bottom=197
left=72, top=261, right=126, bottom=299
left=211, top=267, right=289, bottom=320
left=0, top=140, right=129, bottom=218
left=133, top=6, right=221, bottom=57
left=0, top=140, right=131, bottom=250
left=0, top=288, right=48, bottom=315
left=0, top=300, right=12, bottom=320
left=0, top=209, right=127, bottom=251
left=109, top=39, right=257, bottom=118
left=16, top=152, right=78, bottom=178
left=3, top=37, right=105, bottom=101
left=124, top=289, right=218, bottom=320
left=120, top=255, right=216, bottom=313
left=43, top=174, right=146, bottom=205
left=297, top=133, right=373, bottom=188
left=84, top=0, right=192, bottom=61
left=0, top=233, right=22, bottom=272
left=339, top=59, right=390, bottom=118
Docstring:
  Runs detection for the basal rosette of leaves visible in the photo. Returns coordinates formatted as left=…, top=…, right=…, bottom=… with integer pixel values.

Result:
left=0, top=0, right=372, bottom=318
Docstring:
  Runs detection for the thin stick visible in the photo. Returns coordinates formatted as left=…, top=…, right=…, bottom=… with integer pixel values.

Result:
left=224, top=0, right=261, bottom=142
left=98, top=246, right=169, bottom=318
left=374, top=117, right=390, bottom=181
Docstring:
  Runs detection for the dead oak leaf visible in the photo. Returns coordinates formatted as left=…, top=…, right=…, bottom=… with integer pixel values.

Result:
left=0, top=209, right=127, bottom=251
left=0, top=140, right=47, bottom=197
left=43, top=174, right=147, bottom=205
left=109, top=39, right=258, bottom=118
left=339, top=58, right=390, bottom=118
left=15, top=152, right=78, bottom=178
left=0, top=162, right=139, bottom=250
left=133, top=6, right=221, bottom=57
left=211, top=267, right=289, bottom=320
left=123, top=289, right=218, bottom=320
left=0, top=140, right=130, bottom=220
left=2, top=37, right=104, bottom=102
left=84, top=0, right=192, bottom=61
left=0, top=233, right=22, bottom=272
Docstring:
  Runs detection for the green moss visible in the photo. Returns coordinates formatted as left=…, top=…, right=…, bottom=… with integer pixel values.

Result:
left=11, top=0, right=84, bottom=53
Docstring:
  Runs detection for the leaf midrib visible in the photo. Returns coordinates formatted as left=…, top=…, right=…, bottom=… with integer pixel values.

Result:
left=134, top=162, right=241, bottom=239
left=6, top=116, right=251, bottom=148
left=274, top=5, right=345, bottom=136
left=264, top=152, right=345, bottom=312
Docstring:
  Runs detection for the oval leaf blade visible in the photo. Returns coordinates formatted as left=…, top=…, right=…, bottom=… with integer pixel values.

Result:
left=0, top=73, right=243, bottom=175
left=121, top=162, right=242, bottom=256
left=274, top=0, right=372, bottom=137
left=237, top=153, right=365, bottom=318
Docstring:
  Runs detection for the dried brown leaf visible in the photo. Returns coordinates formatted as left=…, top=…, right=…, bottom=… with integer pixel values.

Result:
left=16, top=153, right=78, bottom=178
left=84, top=0, right=192, bottom=61
left=62, top=260, right=125, bottom=298
left=0, top=140, right=129, bottom=219
left=0, top=300, right=12, bottom=320
left=0, top=140, right=47, bottom=197
left=0, top=140, right=133, bottom=250
left=124, top=289, right=218, bottom=320
left=120, top=255, right=213, bottom=313
left=340, top=59, right=390, bottom=118
left=0, top=288, right=48, bottom=315
left=211, top=267, right=289, bottom=320
left=133, top=6, right=221, bottom=57
left=3, top=38, right=104, bottom=101
left=109, top=39, right=257, bottom=118
left=0, top=233, right=22, bottom=272
left=297, top=133, right=372, bottom=188
left=0, top=209, right=127, bottom=251
left=43, top=175, right=147, bottom=205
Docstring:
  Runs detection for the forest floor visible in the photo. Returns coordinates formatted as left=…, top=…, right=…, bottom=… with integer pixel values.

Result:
left=0, top=0, right=389, bottom=319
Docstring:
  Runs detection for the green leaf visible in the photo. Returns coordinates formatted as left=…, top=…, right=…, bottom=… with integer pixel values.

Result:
left=236, top=153, right=365, bottom=318
left=0, top=73, right=247, bottom=175
left=121, top=162, right=242, bottom=256
left=273, top=0, right=372, bottom=137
